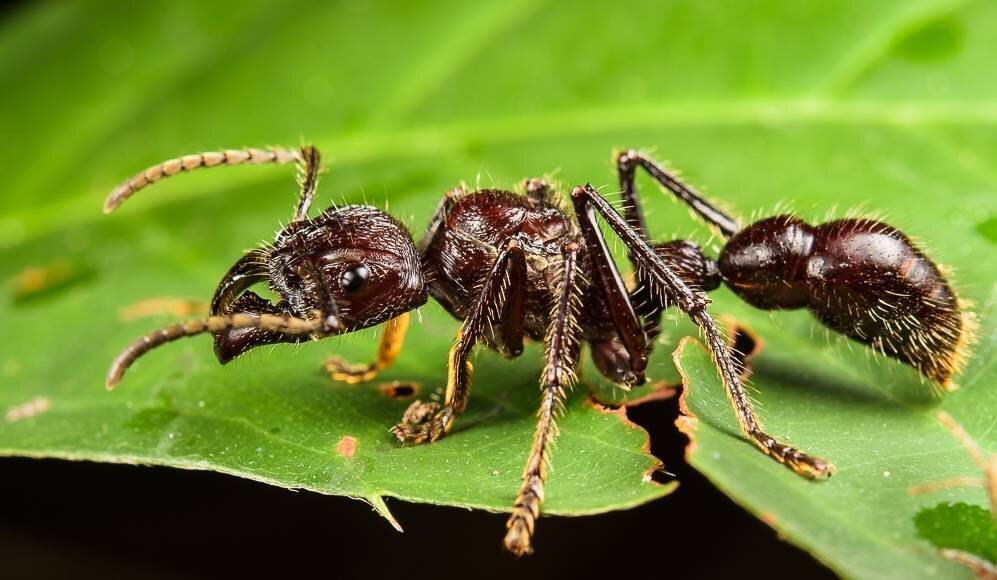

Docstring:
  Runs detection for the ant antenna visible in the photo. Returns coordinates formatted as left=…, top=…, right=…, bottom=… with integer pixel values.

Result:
left=103, top=147, right=300, bottom=213
left=106, top=312, right=324, bottom=389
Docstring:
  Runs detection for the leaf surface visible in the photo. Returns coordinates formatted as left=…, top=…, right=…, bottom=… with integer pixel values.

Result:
left=1, top=2, right=995, bottom=576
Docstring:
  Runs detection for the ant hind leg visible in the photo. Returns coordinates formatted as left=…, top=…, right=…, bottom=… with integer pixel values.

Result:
left=572, top=183, right=649, bottom=386
left=616, top=149, right=740, bottom=237
left=572, top=184, right=833, bottom=479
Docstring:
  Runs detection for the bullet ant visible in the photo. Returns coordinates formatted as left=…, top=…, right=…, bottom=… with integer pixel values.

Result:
left=103, top=145, right=974, bottom=555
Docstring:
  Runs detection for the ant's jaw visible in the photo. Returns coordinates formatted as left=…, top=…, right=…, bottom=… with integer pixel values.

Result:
left=213, top=326, right=294, bottom=363
left=212, top=291, right=299, bottom=363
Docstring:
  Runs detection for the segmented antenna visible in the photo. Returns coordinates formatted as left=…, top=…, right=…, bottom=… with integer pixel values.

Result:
left=106, top=312, right=322, bottom=389
left=103, top=147, right=300, bottom=213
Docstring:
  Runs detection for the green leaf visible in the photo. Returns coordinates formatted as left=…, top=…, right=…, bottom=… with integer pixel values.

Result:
left=1, top=1, right=996, bottom=576
left=915, top=502, right=997, bottom=563
left=0, top=1, right=677, bottom=520
left=672, top=301, right=996, bottom=579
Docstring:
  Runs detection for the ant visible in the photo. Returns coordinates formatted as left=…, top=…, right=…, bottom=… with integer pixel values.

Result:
left=103, top=145, right=974, bottom=556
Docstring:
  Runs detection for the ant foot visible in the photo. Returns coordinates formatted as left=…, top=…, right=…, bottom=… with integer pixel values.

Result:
left=324, top=356, right=377, bottom=384
left=751, top=432, right=835, bottom=479
left=390, top=400, right=453, bottom=444
left=503, top=515, right=534, bottom=557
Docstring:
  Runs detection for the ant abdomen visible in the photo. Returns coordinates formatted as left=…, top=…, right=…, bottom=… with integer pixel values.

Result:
left=720, top=216, right=969, bottom=387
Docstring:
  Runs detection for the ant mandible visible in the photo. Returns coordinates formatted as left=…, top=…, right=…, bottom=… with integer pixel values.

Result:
left=103, top=145, right=973, bottom=556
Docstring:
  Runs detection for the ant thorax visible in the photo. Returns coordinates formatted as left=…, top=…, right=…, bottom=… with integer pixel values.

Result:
left=421, top=189, right=582, bottom=348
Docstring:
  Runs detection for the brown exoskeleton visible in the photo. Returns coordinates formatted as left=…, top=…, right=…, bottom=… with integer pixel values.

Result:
left=104, top=145, right=974, bottom=555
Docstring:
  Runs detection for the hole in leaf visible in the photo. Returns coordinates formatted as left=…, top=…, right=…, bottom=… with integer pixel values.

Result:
left=379, top=381, right=420, bottom=400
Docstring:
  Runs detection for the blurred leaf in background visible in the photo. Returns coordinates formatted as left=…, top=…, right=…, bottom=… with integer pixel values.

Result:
left=0, top=1, right=995, bottom=578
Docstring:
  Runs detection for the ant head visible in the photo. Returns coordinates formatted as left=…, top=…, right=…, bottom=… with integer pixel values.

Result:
left=212, top=205, right=427, bottom=362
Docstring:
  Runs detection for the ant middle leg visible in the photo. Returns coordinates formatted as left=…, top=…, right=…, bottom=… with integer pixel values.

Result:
left=572, top=184, right=833, bottom=478
left=324, top=313, right=411, bottom=384
left=616, top=149, right=740, bottom=237
left=392, top=239, right=527, bottom=444
left=504, top=242, right=583, bottom=556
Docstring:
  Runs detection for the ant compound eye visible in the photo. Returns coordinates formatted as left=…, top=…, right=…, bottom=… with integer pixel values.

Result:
left=339, top=264, right=369, bottom=294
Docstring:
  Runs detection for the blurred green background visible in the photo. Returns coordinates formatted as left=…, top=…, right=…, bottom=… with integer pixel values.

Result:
left=1, top=1, right=995, bottom=578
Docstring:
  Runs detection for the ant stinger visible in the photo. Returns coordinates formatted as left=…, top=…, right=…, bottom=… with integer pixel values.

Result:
left=103, top=145, right=974, bottom=556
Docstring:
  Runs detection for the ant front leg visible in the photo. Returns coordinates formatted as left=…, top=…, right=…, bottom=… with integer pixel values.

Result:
left=391, top=239, right=527, bottom=444
left=324, top=313, right=410, bottom=384
left=572, top=184, right=834, bottom=479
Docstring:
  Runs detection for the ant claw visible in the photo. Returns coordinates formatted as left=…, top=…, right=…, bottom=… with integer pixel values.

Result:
left=391, top=400, right=451, bottom=444
left=753, top=433, right=835, bottom=480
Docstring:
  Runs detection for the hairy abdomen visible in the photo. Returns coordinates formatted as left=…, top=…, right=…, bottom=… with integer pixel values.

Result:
left=719, top=216, right=970, bottom=386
